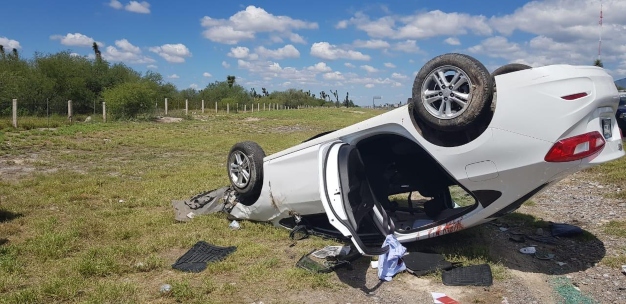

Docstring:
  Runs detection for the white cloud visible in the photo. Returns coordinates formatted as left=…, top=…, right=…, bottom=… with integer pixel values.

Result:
left=393, top=40, right=421, bottom=53
left=222, top=61, right=231, bottom=68
left=227, top=46, right=258, bottom=60
left=102, top=39, right=155, bottom=64
left=323, top=72, right=344, bottom=80
left=70, top=53, right=80, bottom=57
left=360, top=65, right=379, bottom=73
left=50, top=33, right=102, bottom=47
left=384, top=62, right=396, bottom=68
left=109, top=0, right=151, bottom=14
left=310, top=42, right=370, bottom=61
left=168, top=74, right=180, bottom=79
left=365, top=84, right=375, bottom=88
left=336, top=20, right=348, bottom=29
left=255, top=44, right=300, bottom=59
left=147, top=64, right=157, bottom=69
left=307, top=62, right=332, bottom=72
left=352, top=39, right=390, bottom=49
left=236, top=59, right=321, bottom=84
left=189, top=83, right=199, bottom=90
left=125, top=1, right=150, bottom=14
left=289, top=33, right=306, bottom=44
left=115, top=39, right=140, bottom=53
left=0, top=37, right=21, bottom=49
left=203, top=72, right=212, bottom=77
left=109, top=0, right=123, bottom=9
left=444, top=37, right=461, bottom=45
left=391, top=72, right=407, bottom=79
left=343, top=10, right=492, bottom=40
left=149, top=43, right=192, bottom=63
left=200, top=6, right=318, bottom=44
left=392, top=82, right=402, bottom=87
left=344, top=62, right=355, bottom=68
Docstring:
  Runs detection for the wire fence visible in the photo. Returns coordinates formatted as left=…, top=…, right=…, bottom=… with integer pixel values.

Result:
left=0, top=98, right=334, bottom=129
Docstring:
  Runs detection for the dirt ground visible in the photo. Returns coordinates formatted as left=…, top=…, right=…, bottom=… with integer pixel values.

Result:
left=273, top=171, right=626, bottom=304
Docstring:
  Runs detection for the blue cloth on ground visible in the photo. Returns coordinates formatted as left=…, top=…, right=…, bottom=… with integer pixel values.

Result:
left=377, top=234, right=407, bottom=281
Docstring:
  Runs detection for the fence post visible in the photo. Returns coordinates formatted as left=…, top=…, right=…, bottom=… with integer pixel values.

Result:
left=165, top=98, right=168, bottom=115
left=215, top=102, right=218, bottom=113
left=244, top=104, right=247, bottom=113
left=251, top=103, right=253, bottom=113
left=264, top=103, right=266, bottom=111
left=258, top=103, right=260, bottom=112
left=12, top=99, right=17, bottom=128
left=102, top=102, right=107, bottom=122
left=185, top=99, right=188, bottom=115
left=201, top=100, right=205, bottom=113
left=68, top=100, right=73, bottom=123
left=227, top=103, right=230, bottom=114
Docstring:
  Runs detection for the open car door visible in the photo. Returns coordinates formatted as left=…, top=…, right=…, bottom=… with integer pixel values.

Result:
left=318, top=141, right=394, bottom=256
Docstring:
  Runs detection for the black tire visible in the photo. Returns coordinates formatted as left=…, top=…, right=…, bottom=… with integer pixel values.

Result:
left=227, top=141, right=265, bottom=205
left=412, top=53, right=494, bottom=132
left=491, top=63, right=531, bottom=77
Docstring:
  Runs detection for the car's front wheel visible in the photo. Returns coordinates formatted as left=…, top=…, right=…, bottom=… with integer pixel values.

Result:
left=412, top=53, right=494, bottom=132
left=227, top=141, right=265, bottom=205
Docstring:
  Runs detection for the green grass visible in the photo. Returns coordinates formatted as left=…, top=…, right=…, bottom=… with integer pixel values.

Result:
left=0, top=108, right=385, bottom=303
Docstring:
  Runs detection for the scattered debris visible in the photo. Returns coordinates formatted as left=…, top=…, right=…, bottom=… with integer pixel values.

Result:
left=118, top=199, right=125, bottom=203
left=159, top=284, right=172, bottom=294
left=378, top=235, right=406, bottom=282
left=172, top=241, right=237, bottom=273
left=311, top=246, right=350, bottom=259
left=370, top=260, right=378, bottom=269
left=186, top=212, right=195, bottom=219
left=229, top=220, right=240, bottom=230
left=404, top=251, right=454, bottom=276
left=535, top=228, right=544, bottom=236
left=431, top=292, right=460, bottom=304
left=519, top=246, right=536, bottom=254
left=557, top=261, right=567, bottom=266
left=550, top=222, right=584, bottom=237
left=535, top=251, right=555, bottom=260
left=442, top=264, right=493, bottom=287
left=499, top=227, right=509, bottom=232
left=295, top=249, right=353, bottom=274
left=525, top=234, right=558, bottom=245
left=508, top=235, right=525, bottom=243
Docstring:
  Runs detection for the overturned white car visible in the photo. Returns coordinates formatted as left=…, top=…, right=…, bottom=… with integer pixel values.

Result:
left=217, top=54, right=625, bottom=256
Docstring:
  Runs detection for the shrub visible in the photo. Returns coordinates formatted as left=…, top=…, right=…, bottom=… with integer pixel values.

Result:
left=102, top=82, right=156, bottom=119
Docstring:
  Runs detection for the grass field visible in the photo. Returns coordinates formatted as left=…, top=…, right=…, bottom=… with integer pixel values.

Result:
left=1, top=108, right=625, bottom=303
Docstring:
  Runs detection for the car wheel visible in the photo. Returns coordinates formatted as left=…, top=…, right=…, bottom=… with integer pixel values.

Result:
left=227, top=141, right=265, bottom=205
left=412, top=53, right=494, bottom=132
left=491, top=63, right=531, bottom=77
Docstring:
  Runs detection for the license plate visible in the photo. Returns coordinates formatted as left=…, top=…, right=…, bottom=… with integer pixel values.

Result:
left=601, top=118, right=612, bottom=138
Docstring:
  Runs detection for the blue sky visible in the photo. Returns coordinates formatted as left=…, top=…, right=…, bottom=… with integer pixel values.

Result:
left=2, top=0, right=626, bottom=106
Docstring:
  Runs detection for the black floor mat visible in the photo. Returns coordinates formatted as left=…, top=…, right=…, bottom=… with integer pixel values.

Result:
left=403, top=252, right=454, bottom=276
left=442, top=264, right=493, bottom=286
left=172, top=241, right=237, bottom=273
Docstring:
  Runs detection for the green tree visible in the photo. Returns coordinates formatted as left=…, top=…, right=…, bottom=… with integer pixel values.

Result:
left=102, top=82, right=156, bottom=119
left=594, top=59, right=604, bottom=67
left=226, top=75, right=236, bottom=88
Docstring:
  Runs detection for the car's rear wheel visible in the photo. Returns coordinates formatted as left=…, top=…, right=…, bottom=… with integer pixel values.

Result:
left=412, top=53, right=494, bottom=132
left=227, top=141, right=265, bottom=205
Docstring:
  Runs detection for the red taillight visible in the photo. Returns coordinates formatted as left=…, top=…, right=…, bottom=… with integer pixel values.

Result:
left=544, top=131, right=605, bottom=162
left=561, top=92, right=588, bottom=100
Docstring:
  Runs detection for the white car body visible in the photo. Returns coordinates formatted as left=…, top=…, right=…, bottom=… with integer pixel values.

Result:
left=228, top=64, right=625, bottom=256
